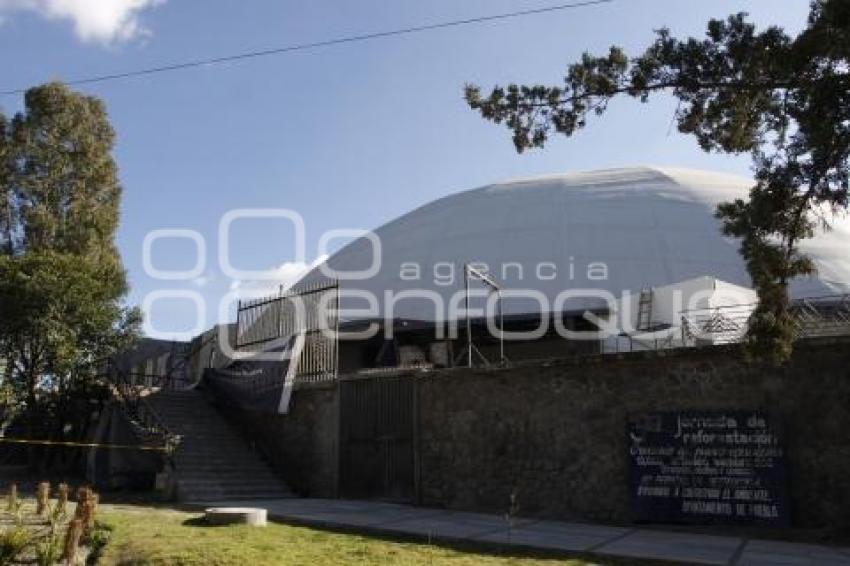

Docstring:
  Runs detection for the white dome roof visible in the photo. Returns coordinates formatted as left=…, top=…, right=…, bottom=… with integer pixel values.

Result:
left=303, top=166, right=850, bottom=320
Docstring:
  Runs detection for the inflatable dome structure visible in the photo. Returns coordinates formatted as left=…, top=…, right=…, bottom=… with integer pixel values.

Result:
left=301, top=166, right=850, bottom=322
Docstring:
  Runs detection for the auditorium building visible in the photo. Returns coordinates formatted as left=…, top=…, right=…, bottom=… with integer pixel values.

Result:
left=100, top=166, right=850, bottom=530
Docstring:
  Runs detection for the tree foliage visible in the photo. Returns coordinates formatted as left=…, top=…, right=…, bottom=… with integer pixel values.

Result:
left=465, top=0, right=850, bottom=363
left=0, top=82, right=140, bottom=433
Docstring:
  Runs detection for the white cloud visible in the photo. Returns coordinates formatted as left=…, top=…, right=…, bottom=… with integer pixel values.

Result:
left=0, top=0, right=164, bottom=43
left=229, top=255, right=330, bottom=294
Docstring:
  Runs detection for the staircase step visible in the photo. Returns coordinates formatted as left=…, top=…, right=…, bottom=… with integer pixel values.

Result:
left=175, top=442, right=262, bottom=450
left=174, top=458, right=272, bottom=468
left=178, top=478, right=288, bottom=488
left=136, top=389, right=294, bottom=502
left=178, top=485, right=293, bottom=495
left=174, top=464, right=278, bottom=475
left=179, top=474, right=284, bottom=484
left=175, top=448, right=266, bottom=457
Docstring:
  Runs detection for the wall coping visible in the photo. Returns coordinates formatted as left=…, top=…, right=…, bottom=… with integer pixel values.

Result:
left=333, top=334, right=850, bottom=383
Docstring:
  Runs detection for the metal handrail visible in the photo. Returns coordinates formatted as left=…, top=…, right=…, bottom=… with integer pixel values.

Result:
left=136, top=395, right=181, bottom=453
left=105, top=364, right=181, bottom=454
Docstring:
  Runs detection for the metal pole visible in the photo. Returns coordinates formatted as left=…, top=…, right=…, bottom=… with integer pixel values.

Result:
left=236, top=299, right=242, bottom=350
left=334, top=281, right=340, bottom=380
left=465, top=265, right=472, bottom=367
left=498, top=289, right=504, bottom=363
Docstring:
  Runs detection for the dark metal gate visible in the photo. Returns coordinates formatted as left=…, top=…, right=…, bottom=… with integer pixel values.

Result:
left=339, top=376, right=415, bottom=502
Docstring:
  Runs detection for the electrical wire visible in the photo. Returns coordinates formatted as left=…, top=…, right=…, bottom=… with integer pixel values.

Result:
left=1, top=0, right=613, bottom=95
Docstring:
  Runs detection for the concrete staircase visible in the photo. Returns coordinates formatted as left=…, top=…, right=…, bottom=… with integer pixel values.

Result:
left=145, top=389, right=294, bottom=501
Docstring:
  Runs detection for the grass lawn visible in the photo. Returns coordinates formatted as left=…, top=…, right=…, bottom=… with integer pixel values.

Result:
left=96, top=504, right=599, bottom=566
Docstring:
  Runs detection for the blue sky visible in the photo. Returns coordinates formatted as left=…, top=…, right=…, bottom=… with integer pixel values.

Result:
left=0, top=0, right=812, bottom=338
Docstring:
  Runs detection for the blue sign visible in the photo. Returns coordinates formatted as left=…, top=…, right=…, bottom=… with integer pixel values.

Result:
left=628, top=411, right=789, bottom=526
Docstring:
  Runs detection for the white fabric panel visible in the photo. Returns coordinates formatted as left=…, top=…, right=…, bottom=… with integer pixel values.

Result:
left=300, top=166, right=850, bottom=320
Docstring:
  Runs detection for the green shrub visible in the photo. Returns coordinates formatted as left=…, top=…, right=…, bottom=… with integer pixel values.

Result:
left=0, top=527, right=31, bottom=565
left=84, top=522, right=112, bottom=565
left=4, top=485, right=16, bottom=513
left=47, top=501, right=67, bottom=538
left=55, top=484, right=69, bottom=516
left=11, top=502, right=25, bottom=529
left=36, top=482, right=50, bottom=517
left=35, top=533, right=62, bottom=566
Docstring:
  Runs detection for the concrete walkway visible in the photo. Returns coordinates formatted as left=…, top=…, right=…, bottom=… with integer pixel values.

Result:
left=190, top=498, right=850, bottom=565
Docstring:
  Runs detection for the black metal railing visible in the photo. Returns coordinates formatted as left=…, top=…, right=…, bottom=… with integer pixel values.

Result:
left=104, top=364, right=181, bottom=454
left=236, top=279, right=340, bottom=384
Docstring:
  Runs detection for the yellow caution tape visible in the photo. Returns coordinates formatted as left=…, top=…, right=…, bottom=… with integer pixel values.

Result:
left=0, top=437, right=172, bottom=452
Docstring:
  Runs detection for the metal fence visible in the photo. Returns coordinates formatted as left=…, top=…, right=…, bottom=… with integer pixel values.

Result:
left=598, top=293, right=850, bottom=355
left=680, top=305, right=754, bottom=346
left=680, top=293, right=850, bottom=346
left=236, top=279, right=339, bottom=384
left=791, top=294, right=850, bottom=338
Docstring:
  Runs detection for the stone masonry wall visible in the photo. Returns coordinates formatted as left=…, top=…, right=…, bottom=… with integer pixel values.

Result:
left=231, top=337, right=850, bottom=529
left=416, top=337, right=850, bottom=528
left=229, top=381, right=338, bottom=498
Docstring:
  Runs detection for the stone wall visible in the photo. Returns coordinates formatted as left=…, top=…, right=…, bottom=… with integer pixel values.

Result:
left=416, top=337, right=850, bottom=528
left=228, top=381, right=338, bottom=498
left=236, top=337, right=850, bottom=529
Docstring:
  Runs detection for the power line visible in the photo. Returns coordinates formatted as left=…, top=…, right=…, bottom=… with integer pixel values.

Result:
left=1, top=0, right=613, bottom=96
